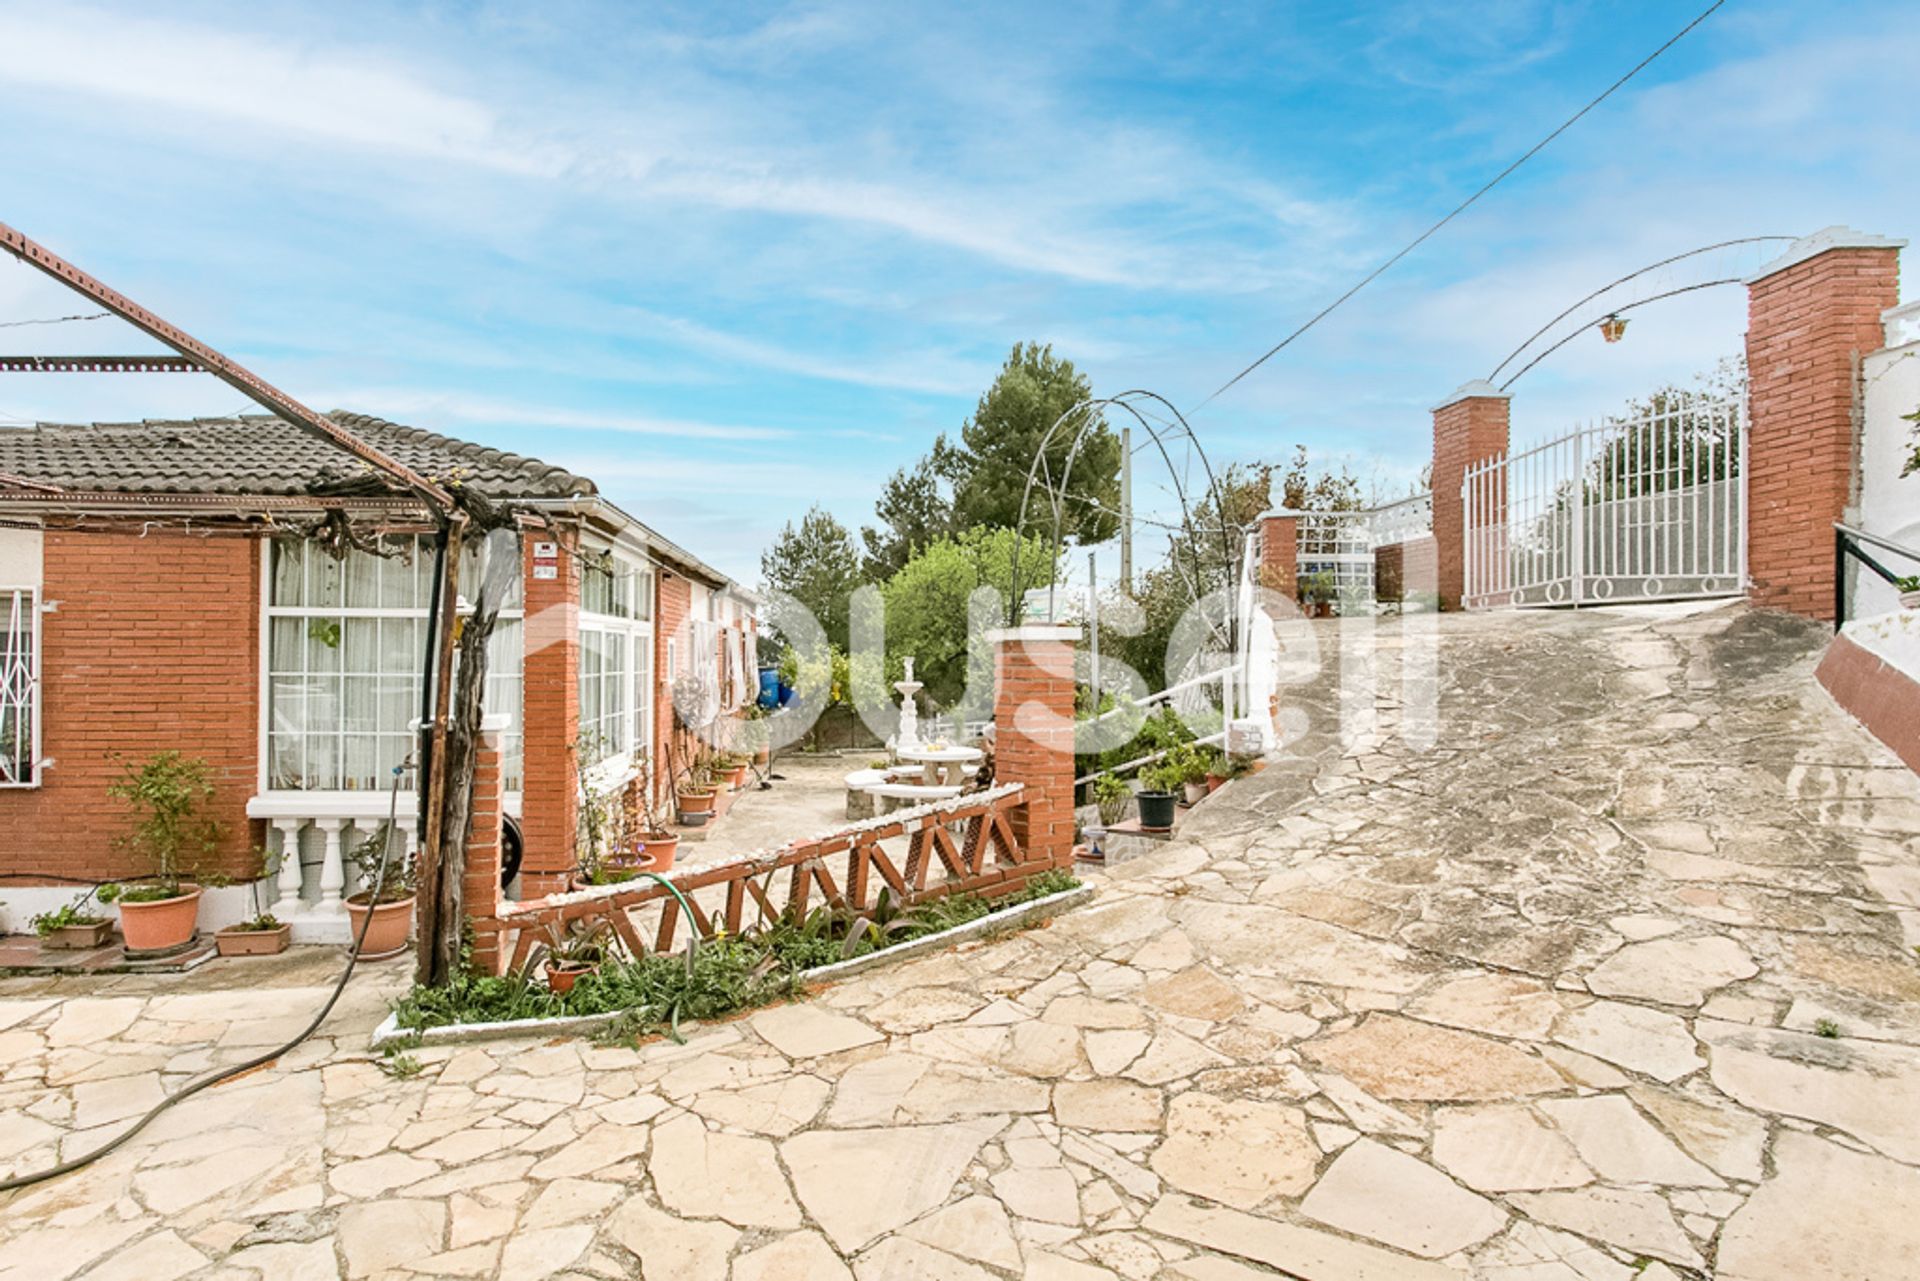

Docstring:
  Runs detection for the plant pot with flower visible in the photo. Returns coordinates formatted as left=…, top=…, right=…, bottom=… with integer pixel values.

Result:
left=216, top=912, right=292, bottom=957
left=1898, top=576, right=1920, bottom=610
left=344, top=822, right=416, bottom=960
left=676, top=758, right=720, bottom=822
left=98, top=750, right=221, bottom=954
left=537, top=917, right=613, bottom=995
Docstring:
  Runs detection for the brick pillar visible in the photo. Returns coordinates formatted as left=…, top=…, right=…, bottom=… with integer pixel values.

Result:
left=1256, top=510, right=1300, bottom=599
left=1745, top=226, right=1905, bottom=619
left=519, top=532, right=580, bottom=895
left=463, top=713, right=510, bottom=976
left=989, top=624, right=1079, bottom=870
left=1432, top=380, right=1512, bottom=611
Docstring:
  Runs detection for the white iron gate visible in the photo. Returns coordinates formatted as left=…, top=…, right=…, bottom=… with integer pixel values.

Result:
left=1464, top=388, right=1746, bottom=608
left=1, top=588, right=35, bottom=786
left=1298, top=510, right=1377, bottom=608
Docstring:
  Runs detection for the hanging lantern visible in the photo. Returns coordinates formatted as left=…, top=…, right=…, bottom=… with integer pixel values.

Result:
left=1599, top=314, right=1628, bottom=343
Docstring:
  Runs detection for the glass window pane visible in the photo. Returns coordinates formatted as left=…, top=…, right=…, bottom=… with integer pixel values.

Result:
left=343, top=618, right=378, bottom=674
left=380, top=543, right=422, bottom=609
left=271, top=541, right=304, bottom=607
left=305, top=732, right=340, bottom=790
left=268, top=733, right=303, bottom=789
left=342, top=673, right=378, bottom=733
left=379, top=617, right=419, bottom=672
left=342, top=550, right=380, bottom=608
left=309, top=550, right=342, bottom=608
left=344, top=734, right=378, bottom=791
left=270, top=618, right=305, bottom=674
left=269, top=677, right=306, bottom=733
left=306, top=618, right=343, bottom=673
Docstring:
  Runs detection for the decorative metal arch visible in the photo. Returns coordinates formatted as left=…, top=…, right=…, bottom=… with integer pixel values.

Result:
left=1008, top=389, right=1237, bottom=632
left=1489, top=237, right=1793, bottom=391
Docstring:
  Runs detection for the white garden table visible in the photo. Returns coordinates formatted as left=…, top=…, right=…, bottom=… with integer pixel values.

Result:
left=895, top=744, right=984, bottom=788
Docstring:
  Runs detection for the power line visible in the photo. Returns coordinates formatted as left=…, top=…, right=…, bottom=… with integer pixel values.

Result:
left=0, top=311, right=110, bottom=329
left=1191, top=0, right=1728, bottom=413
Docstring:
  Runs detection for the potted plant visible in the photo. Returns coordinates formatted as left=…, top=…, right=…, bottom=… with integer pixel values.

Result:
left=31, top=892, right=113, bottom=950
left=215, top=912, right=291, bottom=957
left=1302, top=570, right=1338, bottom=619
left=98, top=751, right=219, bottom=953
left=1091, top=771, right=1131, bottom=827
left=1136, top=762, right=1181, bottom=832
left=677, top=758, right=719, bottom=824
left=713, top=751, right=750, bottom=790
left=631, top=757, right=680, bottom=872
left=1172, top=744, right=1211, bottom=804
left=538, top=917, right=613, bottom=994
left=1899, top=575, right=1920, bottom=610
left=344, top=822, right=416, bottom=959
left=742, top=706, right=773, bottom=766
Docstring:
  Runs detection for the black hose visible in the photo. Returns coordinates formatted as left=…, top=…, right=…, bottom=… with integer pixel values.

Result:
left=0, top=762, right=411, bottom=1194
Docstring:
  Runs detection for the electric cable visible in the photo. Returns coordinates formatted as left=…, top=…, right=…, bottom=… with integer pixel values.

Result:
left=1190, top=0, right=1728, bottom=412
left=0, top=760, right=413, bottom=1193
left=0, top=312, right=109, bottom=329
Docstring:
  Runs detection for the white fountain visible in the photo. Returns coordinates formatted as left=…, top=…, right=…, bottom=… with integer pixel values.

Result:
left=895, top=656, right=923, bottom=750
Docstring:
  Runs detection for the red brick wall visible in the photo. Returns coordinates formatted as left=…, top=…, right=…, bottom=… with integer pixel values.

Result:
left=1258, top=514, right=1299, bottom=599
left=463, top=724, right=506, bottom=973
left=0, top=531, right=260, bottom=883
left=518, top=528, right=579, bottom=894
left=992, top=627, right=1077, bottom=868
left=1745, top=242, right=1901, bottom=619
left=1432, top=388, right=1510, bottom=611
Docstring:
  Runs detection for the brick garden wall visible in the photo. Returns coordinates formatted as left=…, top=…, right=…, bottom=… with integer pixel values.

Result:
left=1431, top=384, right=1510, bottom=612
left=1745, top=239, right=1902, bottom=619
left=0, top=531, right=261, bottom=883
left=518, top=526, right=580, bottom=895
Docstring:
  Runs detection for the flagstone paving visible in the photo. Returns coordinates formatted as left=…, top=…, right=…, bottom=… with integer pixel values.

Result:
left=5, top=602, right=1920, bottom=1278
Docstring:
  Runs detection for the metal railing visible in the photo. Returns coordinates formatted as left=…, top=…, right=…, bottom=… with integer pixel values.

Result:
left=1835, top=523, right=1920, bottom=629
left=0, top=588, right=35, bottom=787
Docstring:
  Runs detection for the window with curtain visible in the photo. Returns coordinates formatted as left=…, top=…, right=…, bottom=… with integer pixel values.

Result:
left=578, top=552, right=654, bottom=772
left=267, top=537, right=524, bottom=792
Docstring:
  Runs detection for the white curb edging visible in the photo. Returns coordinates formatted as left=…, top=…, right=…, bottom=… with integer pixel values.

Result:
left=370, top=883, right=1096, bottom=1051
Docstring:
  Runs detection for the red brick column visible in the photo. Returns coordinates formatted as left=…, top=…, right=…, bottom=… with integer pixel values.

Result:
left=990, top=624, right=1079, bottom=869
left=463, top=713, right=510, bottom=975
left=1431, top=381, right=1511, bottom=611
left=1745, top=226, right=1904, bottom=619
left=1257, top=511, right=1300, bottom=599
left=519, top=531, right=580, bottom=895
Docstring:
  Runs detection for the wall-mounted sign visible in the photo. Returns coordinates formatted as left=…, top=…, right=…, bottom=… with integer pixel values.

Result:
left=533, top=564, right=559, bottom=580
left=533, top=541, right=559, bottom=561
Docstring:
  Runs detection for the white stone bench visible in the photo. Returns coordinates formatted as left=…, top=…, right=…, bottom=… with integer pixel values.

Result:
left=865, top=781, right=963, bottom=812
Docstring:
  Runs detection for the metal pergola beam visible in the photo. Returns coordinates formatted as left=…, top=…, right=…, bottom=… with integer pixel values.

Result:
left=0, top=219, right=454, bottom=512
left=0, top=355, right=204, bottom=373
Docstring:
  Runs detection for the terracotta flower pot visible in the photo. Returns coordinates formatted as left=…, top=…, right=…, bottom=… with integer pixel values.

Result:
left=546, top=963, right=590, bottom=995
left=677, top=788, right=717, bottom=816
left=42, top=919, right=114, bottom=950
left=117, top=886, right=202, bottom=953
left=726, top=765, right=750, bottom=789
left=639, top=831, right=680, bottom=872
left=753, top=747, right=770, bottom=766
left=1204, top=773, right=1226, bottom=794
left=215, top=923, right=291, bottom=957
left=345, top=895, right=415, bottom=959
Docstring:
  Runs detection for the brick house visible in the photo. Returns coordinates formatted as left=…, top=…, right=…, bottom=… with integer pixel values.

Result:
left=0, top=414, right=757, bottom=939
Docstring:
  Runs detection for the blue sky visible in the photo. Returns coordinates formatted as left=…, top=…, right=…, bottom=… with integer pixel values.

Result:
left=0, top=0, right=1912, bottom=581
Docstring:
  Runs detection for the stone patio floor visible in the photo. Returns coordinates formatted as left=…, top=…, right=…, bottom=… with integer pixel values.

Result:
left=5, top=602, right=1920, bottom=1279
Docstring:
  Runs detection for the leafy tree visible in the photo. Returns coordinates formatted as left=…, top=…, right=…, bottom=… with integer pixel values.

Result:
left=1277, top=445, right=1363, bottom=513
left=881, top=527, right=1058, bottom=713
left=861, top=455, right=954, bottom=581
left=761, top=506, right=861, bottom=651
left=945, top=343, right=1119, bottom=543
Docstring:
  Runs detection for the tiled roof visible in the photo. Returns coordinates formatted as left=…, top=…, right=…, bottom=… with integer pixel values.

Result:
left=0, top=412, right=596, bottom=501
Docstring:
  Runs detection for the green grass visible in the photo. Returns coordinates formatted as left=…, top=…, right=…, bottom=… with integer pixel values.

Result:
left=391, top=870, right=1081, bottom=1036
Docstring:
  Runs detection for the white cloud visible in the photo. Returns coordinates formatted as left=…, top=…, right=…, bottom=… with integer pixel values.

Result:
left=0, top=8, right=558, bottom=175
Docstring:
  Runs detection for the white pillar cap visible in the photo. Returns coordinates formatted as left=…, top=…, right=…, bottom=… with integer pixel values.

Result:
left=1746, top=226, right=1906, bottom=283
left=1432, top=379, right=1512, bottom=412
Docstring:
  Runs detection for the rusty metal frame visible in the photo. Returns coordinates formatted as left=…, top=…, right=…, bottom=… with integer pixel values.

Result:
left=0, top=219, right=454, bottom=513
left=0, top=355, right=203, bottom=374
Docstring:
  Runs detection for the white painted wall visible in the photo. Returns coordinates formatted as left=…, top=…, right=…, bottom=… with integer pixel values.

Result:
left=0, top=524, right=42, bottom=588
left=1852, top=303, right=1920, bottom=617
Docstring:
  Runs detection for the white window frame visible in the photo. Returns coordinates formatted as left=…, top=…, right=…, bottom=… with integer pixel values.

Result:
left=578, top=550, right=655, bottom=786
left=258, top=535, right=526, bottom=796
left=0, top=585, right=41, bottom=790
